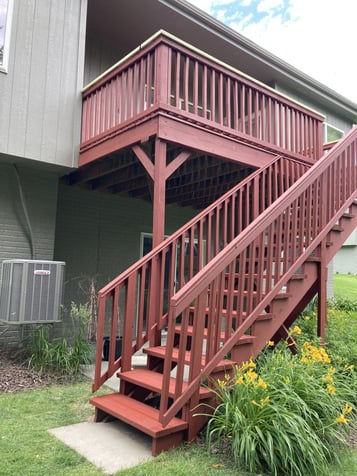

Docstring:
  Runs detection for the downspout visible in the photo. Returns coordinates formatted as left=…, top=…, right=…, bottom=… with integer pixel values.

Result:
left=13, top=165, right=36, bottom=260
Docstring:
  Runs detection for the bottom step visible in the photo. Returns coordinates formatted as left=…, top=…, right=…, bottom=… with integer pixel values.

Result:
left=90, top=393, right=188, bottom=455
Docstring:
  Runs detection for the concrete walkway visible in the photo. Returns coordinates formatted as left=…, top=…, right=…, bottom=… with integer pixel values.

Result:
left=49, top=356, right=153, bottom=474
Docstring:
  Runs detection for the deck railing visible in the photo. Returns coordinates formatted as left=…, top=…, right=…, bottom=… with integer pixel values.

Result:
left=93, top=155, right=309, bottom=391
left=159, top=126, right=357, bottom=427
left=81, top=31, right=323, bottom=161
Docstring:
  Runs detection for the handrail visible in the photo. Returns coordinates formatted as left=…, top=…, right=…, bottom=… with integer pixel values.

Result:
left=93, top=154, right=309, bottom=391
left=159, top=126, right=357, bottom=426
left=81, top=32, right=323, bottom=161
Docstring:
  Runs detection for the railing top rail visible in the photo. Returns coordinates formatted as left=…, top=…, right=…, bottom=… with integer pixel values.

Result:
left=98, top=153, right=294, bottom=297
left=82, top=29, right=324, bottom=122
left=169, top=126, right=357, bottom=314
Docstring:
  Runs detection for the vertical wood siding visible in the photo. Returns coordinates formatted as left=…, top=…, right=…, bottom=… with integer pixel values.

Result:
left=54, top=184, right=196, bottom=306
left=0, top=0, right=87, bottom=167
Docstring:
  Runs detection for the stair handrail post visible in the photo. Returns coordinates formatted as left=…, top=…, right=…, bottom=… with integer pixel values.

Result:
left=316, top=169, right=328, bottom=342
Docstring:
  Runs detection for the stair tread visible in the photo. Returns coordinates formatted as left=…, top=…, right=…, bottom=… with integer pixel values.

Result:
left=90, top=393, right=187, bottom=437
left=118, top=368, right=213, bottom=399
left=143, top=346, right=237, bottom=371
left=174, top=325, right=256, bottom=342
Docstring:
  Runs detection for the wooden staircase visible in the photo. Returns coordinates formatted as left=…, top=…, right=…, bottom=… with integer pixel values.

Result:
left=90, top=128, right=357, bottom=455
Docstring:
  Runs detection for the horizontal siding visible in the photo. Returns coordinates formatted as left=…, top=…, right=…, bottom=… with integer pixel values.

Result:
left=274, top=82, right=353, bottom=133
left=0, top=0, right=87, bottom=167
left=0, top=163, right=59, bottom=347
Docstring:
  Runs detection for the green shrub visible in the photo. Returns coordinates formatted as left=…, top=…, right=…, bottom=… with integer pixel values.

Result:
left=203, top=338, right=356, bottom=476
left=29, top=325, right=92, bottom=377
left=328, top=296, right=357, bottom=312
left=295, top=298, right=357, bottom=371
left=28, top=300, right=95, bottom=378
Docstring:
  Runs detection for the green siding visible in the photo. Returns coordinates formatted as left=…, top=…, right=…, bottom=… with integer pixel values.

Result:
left=54, top=184, right=196, bottom=306
left=0, top=163, right=59, bottom=347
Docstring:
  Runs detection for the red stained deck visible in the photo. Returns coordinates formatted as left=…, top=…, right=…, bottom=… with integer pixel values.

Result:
left=80, top=31, right=324, bottom=168
left=78, top=31, right=357, bottom=457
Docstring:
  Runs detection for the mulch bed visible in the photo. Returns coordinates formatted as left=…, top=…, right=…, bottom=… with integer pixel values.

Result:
left=0, top=350, right=62, bottom=393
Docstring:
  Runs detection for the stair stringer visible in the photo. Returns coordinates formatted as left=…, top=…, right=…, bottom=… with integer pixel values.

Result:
left=250, top=262, right=319, bottom=355
left=159, top=127, right=357, bottom=430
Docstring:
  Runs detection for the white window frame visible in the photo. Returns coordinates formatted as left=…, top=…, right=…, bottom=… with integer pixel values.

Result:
left=323, top=122, right=344, bottom=144
left=0, top=0, right=14, bottom=73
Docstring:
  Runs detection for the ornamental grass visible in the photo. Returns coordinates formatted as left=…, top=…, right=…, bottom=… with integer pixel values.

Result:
left=203, top=329, right=356, bottom=476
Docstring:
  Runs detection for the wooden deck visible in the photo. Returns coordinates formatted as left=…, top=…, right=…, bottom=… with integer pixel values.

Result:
left=80, top=31, right=324, bottom=168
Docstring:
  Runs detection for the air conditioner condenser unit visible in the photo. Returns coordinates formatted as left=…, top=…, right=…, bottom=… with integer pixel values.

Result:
left=0, top=260, right=65, bottom=324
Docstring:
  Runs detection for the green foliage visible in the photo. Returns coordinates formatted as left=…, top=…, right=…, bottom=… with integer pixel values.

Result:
left=203, top=339, right=356, bottom=476
left=328, top=296, right=357, bottom=312
left=0, top=382, right=109, bottom=476
left=29, top=325, right=92, bottom=377
left=28, top=296, right=98, bottom=377
left=334, top=274, right=357, bottom=301
left=295, top=297, right=357, bottom=371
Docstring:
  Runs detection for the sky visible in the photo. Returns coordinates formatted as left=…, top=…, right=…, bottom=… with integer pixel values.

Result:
left=186, top=0, right=357, bottom=104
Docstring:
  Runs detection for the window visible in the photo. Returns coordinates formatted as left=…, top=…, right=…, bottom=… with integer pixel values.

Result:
left=0, top=0, right=13, bottom=72
left=323, top=123, right=344, bottom=144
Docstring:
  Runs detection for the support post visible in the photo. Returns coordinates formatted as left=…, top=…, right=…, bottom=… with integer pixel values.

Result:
left=147, top=138, right=167, bottom=345
left=152, top=138, right=167, bottom=247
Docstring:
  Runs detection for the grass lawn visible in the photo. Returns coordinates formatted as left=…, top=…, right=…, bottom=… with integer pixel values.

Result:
left=334, top=274, right=357, bottom=300
left=0, top=378, right=356, bottom=475
left=1, top=277, right=356, bottom=475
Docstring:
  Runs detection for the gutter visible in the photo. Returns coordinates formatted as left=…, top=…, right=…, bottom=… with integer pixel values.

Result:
left=160, top=0, right=357, bottom=120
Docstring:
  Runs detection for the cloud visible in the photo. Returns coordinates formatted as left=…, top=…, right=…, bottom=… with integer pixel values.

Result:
left=187, top=0, right=357, bottom=103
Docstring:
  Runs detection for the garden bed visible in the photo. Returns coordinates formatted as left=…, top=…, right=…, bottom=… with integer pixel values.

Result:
left=0, top=350, right=62, bottom=393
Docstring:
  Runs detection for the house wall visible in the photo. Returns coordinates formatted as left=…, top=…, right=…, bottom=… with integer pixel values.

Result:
left=84, top=35, right=123, bottom=86
left=0, top=0, right=87, bottom=168
left=334, top=229, right=357, bottom=274
left=0, top=163, right=59, bottom=348
left=53, top=184, right=197, bottom=308
left=274, top=83, right=353, bottom=133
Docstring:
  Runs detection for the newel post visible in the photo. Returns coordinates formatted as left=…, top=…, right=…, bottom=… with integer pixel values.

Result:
left=154, top=40, right=171, bottom=107
left=317, top=171, right=328, bottom=343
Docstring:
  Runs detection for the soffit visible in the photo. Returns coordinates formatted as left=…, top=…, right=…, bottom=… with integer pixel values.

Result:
left=86, top=0, right=357, bottom=123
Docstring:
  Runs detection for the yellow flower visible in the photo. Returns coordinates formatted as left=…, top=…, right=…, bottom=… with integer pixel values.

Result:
left=241, top=359, right=256, bottom=371
left=343, top=404, right=353, bottom=415
left=246, top=370, right=258, bottom=382
left=324, top=374, right=334, bottom=383
left=267, top=340, right=275, bottom=347
left=344, top=364, right=355, bottom=372
left=257, top=377, right=267, bottom=389
left=251, top=400, right=260, bottom=407
left=336, top=415, right=348, bottom=424
left=304, top=315, right=311, bottom=321
left=327, top=366, right=336, bottom=374
left=217, top=379, right=226, bottom=388
left=236, top=376, right=244, bottom=385
left=327, top=384, right=336, bottom=394
left=261, top=396, right=270, bottom=405
left=291, top=325, right=302, bottom=335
